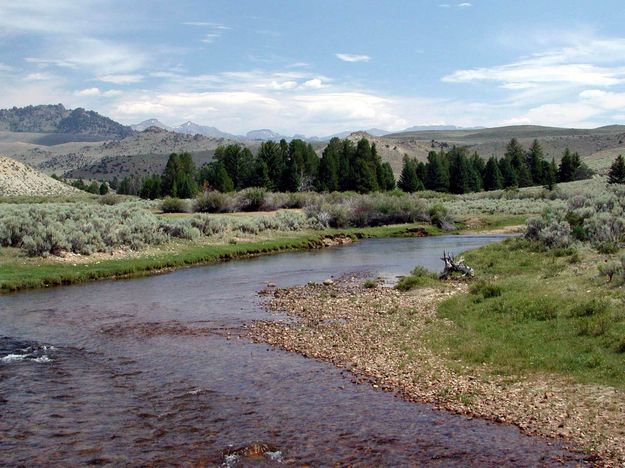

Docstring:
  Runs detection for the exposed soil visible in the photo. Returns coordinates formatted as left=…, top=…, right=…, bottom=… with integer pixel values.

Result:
left=249, top=277, right=624, bottom=466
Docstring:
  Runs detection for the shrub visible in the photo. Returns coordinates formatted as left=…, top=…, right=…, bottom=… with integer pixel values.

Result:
left=569, top=299, right=609, bottom=317
left=161, top=197, right=189, bottom=213
left=429, top=204, right=455, bottom=230
left=470, top=281, right=502, bottom=299
left=396, top=266, right=438, bottom=291
left=194, top=191, right=227, bottom=213
left=363, top=279, right=377, bottom=289
left=598, top=261, right=623, bottom=282
left=236, top=187, right=266, bottom=212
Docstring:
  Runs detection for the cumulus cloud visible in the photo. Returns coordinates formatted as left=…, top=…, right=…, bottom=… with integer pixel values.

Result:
left=336, top=53, right=371, bottom=63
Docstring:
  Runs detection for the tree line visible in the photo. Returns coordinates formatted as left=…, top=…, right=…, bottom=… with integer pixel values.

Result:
left=116, top=136, right=595, bottom=198
left=397, top=138, right=593, bottom=194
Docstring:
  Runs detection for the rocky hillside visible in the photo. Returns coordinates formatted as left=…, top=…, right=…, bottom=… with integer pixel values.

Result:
left=0, top=156, right=80, bottom=197
left=0, top=104, right=133, bottom=139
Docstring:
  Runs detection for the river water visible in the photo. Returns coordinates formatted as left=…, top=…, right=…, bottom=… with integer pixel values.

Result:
left=0, top=236, right=584, bottom=466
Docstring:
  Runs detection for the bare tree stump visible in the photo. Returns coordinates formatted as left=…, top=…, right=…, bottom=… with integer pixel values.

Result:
left=439, top=251, right=474, bottom=279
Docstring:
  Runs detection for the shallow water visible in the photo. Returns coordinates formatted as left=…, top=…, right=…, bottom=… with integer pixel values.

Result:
left=0, top=236, right=584, bottom=466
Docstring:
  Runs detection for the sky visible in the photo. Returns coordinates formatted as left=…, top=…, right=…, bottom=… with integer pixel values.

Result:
left=1, top=0, right=625, bottom=135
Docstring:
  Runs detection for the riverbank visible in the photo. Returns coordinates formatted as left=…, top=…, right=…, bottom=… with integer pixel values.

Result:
left=249, top=239, right=625, bottom=465
left=0, top=224, right=438, bottom=293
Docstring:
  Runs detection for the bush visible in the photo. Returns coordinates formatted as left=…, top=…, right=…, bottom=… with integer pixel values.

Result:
left=569, top=299, right=609, bottom=317
left=194, top=191, right=228, bottom=213
left=429, top=204, right=455, bottom=230
left=236, top=187, right=266, bottom=212
left=161, top=197, right=189, bottom=213
left=598, top=261, right=623, bottom=282
left=396, top=266, right=438, bottom=291
left=470, top=281, right=502, bottom=299
left=363, top=279, right=377, bottom=289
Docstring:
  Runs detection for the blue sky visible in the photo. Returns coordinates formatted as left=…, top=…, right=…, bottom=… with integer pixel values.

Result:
left=1, top=0, right=625, bottom=135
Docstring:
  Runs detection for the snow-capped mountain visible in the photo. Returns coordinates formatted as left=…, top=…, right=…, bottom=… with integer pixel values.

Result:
left=131, top=119, right=173, bottom=132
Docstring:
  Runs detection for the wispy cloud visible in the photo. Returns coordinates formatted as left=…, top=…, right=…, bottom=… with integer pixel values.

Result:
left=443, top=36, right=625, bottom=89
left=336, top=53, right=371, bottom=63
left=97, top=74, right=144, bottom=84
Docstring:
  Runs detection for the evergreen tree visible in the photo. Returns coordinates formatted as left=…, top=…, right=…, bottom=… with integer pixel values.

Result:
left=425, top=151, right=449, bottom=192
left=448, top=147, right=471, bottom=194
left=608, top=154, right=625, bottom=184
left=317, top=139, right=340, bottom=192
left=99, top=182, right=109, bottom=195
left=351, top=159, right=377, bottom=193
left=251, top=158, right=271, bottom=188
left=140, top=174, right=162, bottom=199
left=355, top=138, right=379, bottom=192
left=544, top=158, right=558, bottom=191
left=378, top=162, right=396, bottom=191
left=214, top=145, right=242, bottom=188
left=557, top=148, right=576, bottom=182
left=257, top=141, right=284, bottom=191
left=398, top=156, right=421, bottom=192
left=498, top=157, right=518, bottom=188
left=483, top=157, right=503, bottom=191
left=506, top=138, right=532, bottom=187
left=526, top=139, right=545, bottom=185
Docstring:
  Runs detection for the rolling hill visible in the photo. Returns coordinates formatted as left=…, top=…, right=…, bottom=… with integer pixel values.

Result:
left=0, top=156, right=80, bottom=197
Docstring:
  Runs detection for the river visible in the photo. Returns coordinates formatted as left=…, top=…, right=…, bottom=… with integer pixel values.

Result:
left=0, top=236, right=583, bottom=466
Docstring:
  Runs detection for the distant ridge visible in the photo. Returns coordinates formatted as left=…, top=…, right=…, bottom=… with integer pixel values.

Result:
left=0, top=104, right=134, bottom=139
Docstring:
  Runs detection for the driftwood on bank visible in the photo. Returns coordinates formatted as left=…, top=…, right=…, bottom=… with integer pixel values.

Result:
left=439, top=251, right=474, bottom=279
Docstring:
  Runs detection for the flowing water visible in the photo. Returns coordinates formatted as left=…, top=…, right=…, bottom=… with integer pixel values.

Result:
left=0, top=236, right=585, bottom=466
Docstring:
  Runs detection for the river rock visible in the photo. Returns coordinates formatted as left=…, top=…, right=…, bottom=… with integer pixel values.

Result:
left=323, top=278, right=334, bottom=286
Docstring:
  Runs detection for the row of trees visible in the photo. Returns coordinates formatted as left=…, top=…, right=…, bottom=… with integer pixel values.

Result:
left=118, top=137, right=396, bottom=198
left=116, top=137, right=597, bottom=198
left=397, top=139, right=593, bottom=194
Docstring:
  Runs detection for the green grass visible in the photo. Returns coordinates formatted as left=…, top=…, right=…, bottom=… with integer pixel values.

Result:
left=426, top=238, right=625, bottom=388
left=396, top=266, right=440, bottom=291
left=0, top=223, right=436, bottom=293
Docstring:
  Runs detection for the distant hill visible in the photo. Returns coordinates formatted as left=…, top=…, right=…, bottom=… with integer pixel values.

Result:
left=0, top=104, right=134, bottom=139
left=0, top=156, right=79, bottom=197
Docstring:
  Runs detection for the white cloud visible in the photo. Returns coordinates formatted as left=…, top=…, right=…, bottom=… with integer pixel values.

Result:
left=458, top=2, right=472, bottom=7
left=301, top=78, right=324, bottom=89
left=97, top=74, right=144, bottom=84
left=444, top=36, right=625, bottom=90
left=336, top=53, right=371, bottom=63
left=24, top=72, right=53, bottom=81
left=75, top=87, right=101, bottom=97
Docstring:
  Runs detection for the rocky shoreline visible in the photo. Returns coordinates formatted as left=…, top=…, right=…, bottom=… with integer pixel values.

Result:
left=249, top=276, right=624, bottom=466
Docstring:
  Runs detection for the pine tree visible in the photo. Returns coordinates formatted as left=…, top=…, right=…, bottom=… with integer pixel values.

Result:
left=99, top=182, right=109, bottom=195
left=498, top=157, right=518, bottom=188
left=352, top=159, right=377, bottom=193
left=425, top=151, right=449, bottom=192
left=506, top=138, right=532, bottom=187
left=251, top=158, right=270, bottom=189
left=483, top=157, right=503, bottom=191
left=378, top=162, right=396, bottom=191
left=448, top=147, right=471, bottom=194
left=526, top=139, right=545, bottom=184
left=317, top=139, right=340, bottom=192
left=608, top=154, right=625, bottom=184
left=557, top=148, right=575, bottom=182
left=544, top=158, right=558, bottom=191
left=398, top=156, right=421, bottom=192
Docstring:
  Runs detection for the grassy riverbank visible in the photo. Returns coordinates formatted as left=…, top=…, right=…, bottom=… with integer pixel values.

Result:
left=250, top=237, right=625, bottom=464
left=0, top=223, right=436, bottom=293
